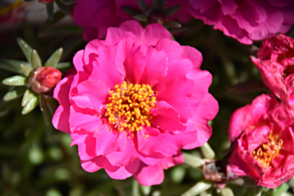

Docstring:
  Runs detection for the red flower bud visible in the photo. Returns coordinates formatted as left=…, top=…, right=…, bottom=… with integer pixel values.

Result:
left=29, top=67, right=62, bottom=94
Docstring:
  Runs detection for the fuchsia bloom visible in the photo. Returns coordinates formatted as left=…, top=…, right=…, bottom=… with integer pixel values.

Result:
left=251, top=34, right=294, bottom=104
left=73, top=0, right=191, bottom=41
left=52, top=20, right=218, bottom=185
left=228, top=94, right=294, bottom=188
left=187, top=0, right=294, bottom=44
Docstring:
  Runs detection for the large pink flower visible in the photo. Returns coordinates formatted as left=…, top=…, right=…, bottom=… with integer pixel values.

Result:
left=228, top=94, right=294, bottom=188
left=251, top=34, right=294, bottom=104
left=186, top=0, right=294, bottom=44
left=73, top=0, right=192, bottom=41
left=52, top=20, right=218, bottom=185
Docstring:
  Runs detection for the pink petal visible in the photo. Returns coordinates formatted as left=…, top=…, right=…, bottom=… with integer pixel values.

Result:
left=138, top=46, right=168, bottom=86
left=155, top=77, right=198, bottom=121
left=76, top=80, right=110, bottom=111
left=160, top=151, right=184, bottom=169
left=115, top=39, right=146, bottom=84
left=133, top=162, right=164, bottom=186
left=105, top=166, right=133, bottom=179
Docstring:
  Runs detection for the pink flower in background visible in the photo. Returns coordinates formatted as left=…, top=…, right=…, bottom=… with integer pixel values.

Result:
left=52, top=20, right=218, bottom=185
left=187, top=0, right=294, bottom=44
left=228, top=94, right=294, bottom=188
left=73, top=0, right=192, bottom=41
left=251, top=34, right=294, bottom=104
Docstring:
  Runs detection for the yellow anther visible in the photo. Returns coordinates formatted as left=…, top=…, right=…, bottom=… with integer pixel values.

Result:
left=252, top=133, right=283, bottom=168
left=104, top=82, right=156, bottom=133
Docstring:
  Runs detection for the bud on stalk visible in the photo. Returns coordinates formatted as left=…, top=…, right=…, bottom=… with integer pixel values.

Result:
left=29, top=67, right=62, bottom=94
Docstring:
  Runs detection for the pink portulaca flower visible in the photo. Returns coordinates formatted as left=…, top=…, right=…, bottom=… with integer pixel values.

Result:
left=228, top=94, right=294, bottom=188
left=52, top=20, right=218, bottom=185
left=251, top=34, right=294, bottom=104
left=186, top=0, right=294, bottom=44
left=73, top=0, right=192, bottom=41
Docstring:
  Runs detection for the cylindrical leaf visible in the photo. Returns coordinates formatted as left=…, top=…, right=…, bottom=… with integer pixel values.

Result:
left=55, top=62, right=72, bottom=70
left=201, top=143, right=215, bottom=159
left=182, top=181, right=212, bottom=196
left=22, top=94, right=38, bottom=115
left=20, top=63, right=32, bottom=76
left=2, top=75, right=27, bottom=86
left=221, top=188, right=234, bottom=196
left=165, top=5, right=181, bottom=17
left=183, top=152, right=204, bottom=168
left=46, top=2, right=54, bottom=20
left=44, top=48, right=63, bottom=67
left=22, top=89, right=36, bottom=107
left=17, top=38, right=33, bottom=64
left=3, top=87, right=26, bottom=101
left=140, top=185, right=151, bottom=196
left=31, top=50, right=42, bottom=68
left=137, top=0, right=149, bottom=13
left=0, top=59, right=31, bottom=74
left=39, top=94, right=47, bottom=111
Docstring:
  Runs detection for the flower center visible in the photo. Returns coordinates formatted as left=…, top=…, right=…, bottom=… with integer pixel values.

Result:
left=252, top=134, right=283, bottom=168
left=283, top=65, right=294, bottom=77
left=105, top=82, right=156, bottom=132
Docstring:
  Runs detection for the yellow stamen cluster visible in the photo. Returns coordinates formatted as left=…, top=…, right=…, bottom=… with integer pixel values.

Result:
left=252, top=134, right=283, bottom=168
left=105, top=81, right=156, bottom=132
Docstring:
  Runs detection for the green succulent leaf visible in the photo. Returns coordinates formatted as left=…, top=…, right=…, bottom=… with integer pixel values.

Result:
left=31, top=50, right=42, bottom=68
left=55, top=62, right=72, bottom=70
left=20, top=63, right=33, bottom=76
left=21, top=93, right=39, bottom=115
left=165, top=4, right=181, bottom=17
left=22, top=89, right=36, bottom=107
left=0, top=59, right=31, bottom=74
left=46, top=2, right=54, bottom=21
left=17, top=38, right=33, bottom=64
left=137, top=0, right=149, bottom=13
left=273, top=183, right=289, bottom=196
left=38, top=10, right=66, bottom=36
left=2, top=75, right=27, bottom=86
left=44, top=48, right=63, bottom=67
left=133, top=14, right=147, bottom=22
left=55, top=0, right=70, bottom=15
left=164, top=20, right=181, bottom=28
left=3, top=87, right=26, bottom=101
left=39, top=94, right=47, bottom=111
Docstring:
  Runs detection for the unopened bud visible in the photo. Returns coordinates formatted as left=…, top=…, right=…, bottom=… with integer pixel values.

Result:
left=147, top=11, right=166, bottom=25
left=29, top=67, right=62, bottom=94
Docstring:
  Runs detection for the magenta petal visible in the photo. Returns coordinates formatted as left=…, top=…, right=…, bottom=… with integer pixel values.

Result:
left=93, top=126, right=119, bottom=155
left=105, top=27, right=136, bottom=45
left=138, top=46, right=168, bottom=86
left=134, top=162, right=164, bottom=186
left=105, top=166, right=133, bottom=179
left=116, top=39, right=146, bottom=84
left=88, top=43, right=124, bottom=88
left=52, top=74, right=74, bottom=133
left=151, top=101, right=186, bottom=133
left=106, top=136, right=138, bottom=166
left=81, top=158, right=102, bottom=172
left=73, top=50, right=86, bottom=72
left=69, top=106, right=100, bottom=131
left=155, top=77, right=197, bottom=120
left=76, top=80, right=109, bottom=111
left=160, top=151, right=184, bottom=169
left=71, top=133, right=97, bottom=160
